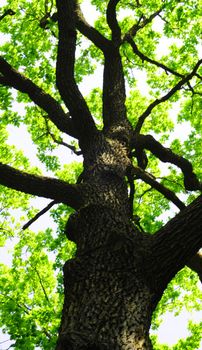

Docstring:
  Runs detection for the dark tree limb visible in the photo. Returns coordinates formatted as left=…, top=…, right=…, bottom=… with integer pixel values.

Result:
left=44, top=117, right=82, bottom=155
left=0, top=9, right=15, bottom=21
left=131, top=133, right=202, bottom=191
left=56, top=0, right=97, bottom=145
left=0, top=57, right=76, bottom=137
left=22, top=200, right=57, bottom=230
left=123, top=7, right=163, bottom=39
left=151, top=195, right=202, bottom=294
left=131, top=165, right=186, bottom=210
left=0, top=162, right=83, bottom=209
left=49, top=7, right=111, bottom=52
left=74, top=4, right=111, bottom=51
left=106, top=0, right=121, bottom=44
left=134, top=59, right=202, bottom=133
left=104, top=5, right=163, bottom=128
left=126, top=168, right=136, bottom=218
left=34, top=267, right=50, bottom=304
left=102, top=46, right=128, bottom=130
left=125, top=39, right=184, bottom=78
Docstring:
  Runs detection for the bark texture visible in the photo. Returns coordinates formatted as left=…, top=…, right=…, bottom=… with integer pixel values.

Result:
left=56, top=133, right=155, bottom=350
left=54, top=130, right=202, bottom=350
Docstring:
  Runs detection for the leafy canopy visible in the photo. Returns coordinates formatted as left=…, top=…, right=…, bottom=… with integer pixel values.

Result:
left=0, top=0, right=201, bottom=349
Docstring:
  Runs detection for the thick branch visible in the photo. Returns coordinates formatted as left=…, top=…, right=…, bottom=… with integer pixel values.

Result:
left=50, top=7, right=110, bottom=51
left=131, top=133, right=201, bottom=191
left=0, top=57, right=76, bottom=137
left=75, top=4, right=110, bottom=51
left=132, top=166, right=185, bottom=210
left=151, top=195, right=202, bottom=294
left=106, top=0, right=121, bottom=44
left=102, top=7, right=163, bottom=129
left=103, top=46, right=127, bottom=129
left=0, top=162, right=83, bottom=209
left=56, top=0, right=97, bottom=144
left=135, top=59, right=202, bottom=133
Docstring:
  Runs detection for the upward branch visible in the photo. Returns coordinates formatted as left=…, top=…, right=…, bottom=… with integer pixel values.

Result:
left=102, top=45, right=128, bottom=130
left=102, top=1, right=128, bottom=132
left=0, top=57, right=75, bottom=137
left=75, top=3, right=110, bottom=51
left=56, top=0, right=97, bottom=145
left=106, top=0, right=121, bottom=44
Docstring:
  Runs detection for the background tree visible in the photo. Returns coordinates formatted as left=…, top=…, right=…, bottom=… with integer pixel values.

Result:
left=0, top=0, right=202, bottom=349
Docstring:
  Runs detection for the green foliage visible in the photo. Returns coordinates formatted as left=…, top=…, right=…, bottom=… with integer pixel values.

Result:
left=0, top=0, right=201, bottom=349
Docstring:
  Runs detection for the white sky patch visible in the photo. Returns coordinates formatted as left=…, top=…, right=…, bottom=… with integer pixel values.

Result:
left=152, top=310, right=202, bottom=346
left=80, top=0, right=98, bottom=25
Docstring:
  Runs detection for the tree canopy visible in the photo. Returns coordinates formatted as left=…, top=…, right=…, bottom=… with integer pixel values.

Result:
left=0, top=0, right=202, bottom=349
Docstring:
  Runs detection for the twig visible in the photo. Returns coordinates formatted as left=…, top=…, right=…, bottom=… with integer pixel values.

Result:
left=44, top=117, right=82, bottom=155
left=123, top=7, right=163, bottom=39
left=34, top=267, right=50, bottom=304
left=22, top=200, right=57, bottom=230
left=138, top=187, right=153, bottom=204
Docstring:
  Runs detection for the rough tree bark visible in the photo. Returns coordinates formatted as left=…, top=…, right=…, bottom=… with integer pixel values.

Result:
left=0, top=1, right=202, bottom=349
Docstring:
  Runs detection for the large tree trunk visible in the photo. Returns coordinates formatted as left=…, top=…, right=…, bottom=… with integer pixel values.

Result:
left=55, top=132, right=202, bottom=350
left=56, top=207, right=154, bottom=350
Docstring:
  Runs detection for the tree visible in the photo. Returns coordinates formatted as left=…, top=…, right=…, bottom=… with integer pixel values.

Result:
left=0, top=0, right=201, bottom=349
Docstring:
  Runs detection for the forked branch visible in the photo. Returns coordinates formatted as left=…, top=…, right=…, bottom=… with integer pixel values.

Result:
left=131, top=133, right=201, bottom=191
left=135, top=59, right=202, bottom=132
left=44, top=117, right=82, bottom=155
left=123, top=7, right=163, bottom=39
